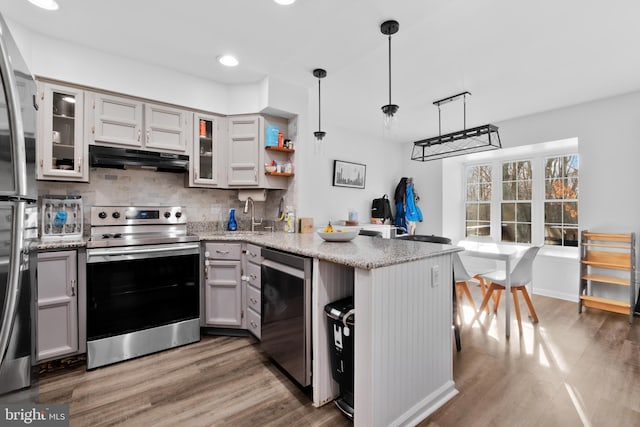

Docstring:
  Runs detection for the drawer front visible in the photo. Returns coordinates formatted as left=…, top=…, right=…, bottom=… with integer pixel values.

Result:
left=245, top=261, right=261, bottom=289
left=246, top=283, right=261, bottom=314
left=245, top=243, right=262, bottom=264
left=205, top=242, right=242, bottom=260
left=247, top=307, right=261, bottom=340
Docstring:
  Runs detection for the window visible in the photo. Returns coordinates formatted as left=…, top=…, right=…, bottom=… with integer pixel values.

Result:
left=544, top=155, right=579, bottom=246
left=465, top=165, right=491, bottom=237
left=460, top=143, right=579, bottom=248
left=501, top=160, right=532, bottom=243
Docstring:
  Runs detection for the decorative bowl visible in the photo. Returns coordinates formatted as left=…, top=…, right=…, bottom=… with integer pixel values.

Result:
left=316, top=227, right=359, bottom=242
left=265, top=165, right=277, bottom=173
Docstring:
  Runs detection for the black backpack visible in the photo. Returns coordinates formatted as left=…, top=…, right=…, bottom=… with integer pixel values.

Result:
left=371, top=194, right=393, bottom=221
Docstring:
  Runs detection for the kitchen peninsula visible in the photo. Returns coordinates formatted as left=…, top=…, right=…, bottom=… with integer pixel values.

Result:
left=197, top=231, right=462, bottom=426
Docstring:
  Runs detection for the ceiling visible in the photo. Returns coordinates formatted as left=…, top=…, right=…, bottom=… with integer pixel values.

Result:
left=2, top=0, right=640, bottom=144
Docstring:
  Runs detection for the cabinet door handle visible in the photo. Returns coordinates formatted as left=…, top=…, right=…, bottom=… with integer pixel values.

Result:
left=250, top=274, right=257, bottom=280
left=146, top=129, right=150, bottom=143
left=70, top=279, right=76, bottom=297
left=215, top=250, right=229, bottom=255
left=250, top=320, right=258, bottom=328
left=137, top=130, right=141, bottom=142
left=250, top=297, right=258, bottom=305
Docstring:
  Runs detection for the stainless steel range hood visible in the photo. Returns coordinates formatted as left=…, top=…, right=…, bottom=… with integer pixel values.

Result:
left=89, top=145, right=189, bottom=173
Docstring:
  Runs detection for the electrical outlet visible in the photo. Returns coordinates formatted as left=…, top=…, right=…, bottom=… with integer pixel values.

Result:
left=431, top=265, right=440, bottom=288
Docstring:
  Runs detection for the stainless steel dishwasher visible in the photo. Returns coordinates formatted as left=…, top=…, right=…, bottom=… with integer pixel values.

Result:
left=261, top=248, right=312, bottom=387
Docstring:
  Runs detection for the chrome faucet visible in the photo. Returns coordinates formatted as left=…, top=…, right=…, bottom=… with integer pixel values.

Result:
left=243, top=197, right=262, bottom=232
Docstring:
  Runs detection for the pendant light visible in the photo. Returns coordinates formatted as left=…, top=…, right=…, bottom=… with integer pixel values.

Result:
left=313, top=68, right=327, bottom=141
left=411, top=91, right=502, bottom=161
left=380, top=20, right=399, bottom=127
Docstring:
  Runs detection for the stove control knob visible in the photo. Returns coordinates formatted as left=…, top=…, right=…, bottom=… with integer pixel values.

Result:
left=164, top=211, right=171, bottom=218
left=98, top=211, right=107, bottom=219
left=112, top=211, right=120, bottom=219
left=175, top=211, right=182, bottom=219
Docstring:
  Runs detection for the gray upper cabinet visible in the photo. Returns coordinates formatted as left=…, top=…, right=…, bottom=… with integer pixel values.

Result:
left=144, top=103, right=191, bottom=153
left=37, top=250, right=78, bottom=361
left=36, top=82, right=89, bottom=182
left=227, top=115, right=261, bottom=186
left=189, top=113, right=225, bottom=188
left=88, top=92, right=191, bottom=154
left=226, top=114, right=295, bottom=189
left=88, top=92, right=144, bottom=148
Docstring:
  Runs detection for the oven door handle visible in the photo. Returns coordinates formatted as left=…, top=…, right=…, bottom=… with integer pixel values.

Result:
left=87, top=243, right=200, bottom=263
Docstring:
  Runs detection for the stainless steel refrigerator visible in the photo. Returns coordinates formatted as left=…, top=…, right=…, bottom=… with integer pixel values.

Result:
left=0, top=13, right=38, bottom=401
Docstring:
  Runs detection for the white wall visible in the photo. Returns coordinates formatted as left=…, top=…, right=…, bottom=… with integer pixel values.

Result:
left=297, top=81, right=407, bottom=226
left=7, top=18, right=250, bottom=115
left=497, top=90, right=640, bottom=236
left=401, top=158, right=443, bottom=236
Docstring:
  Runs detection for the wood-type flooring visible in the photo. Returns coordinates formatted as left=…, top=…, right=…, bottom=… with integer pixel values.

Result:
left=38, top=285, right=640, bottom=426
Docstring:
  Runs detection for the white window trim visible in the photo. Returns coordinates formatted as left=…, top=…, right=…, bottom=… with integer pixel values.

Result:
left=460, top=138, right=579, bottom=258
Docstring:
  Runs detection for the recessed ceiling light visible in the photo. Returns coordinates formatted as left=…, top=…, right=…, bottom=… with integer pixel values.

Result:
left=27, top=0, right=59, bottom=11
left=274, top=0, right=297, bottom=5
left=218, top=55, right=239, bottom=67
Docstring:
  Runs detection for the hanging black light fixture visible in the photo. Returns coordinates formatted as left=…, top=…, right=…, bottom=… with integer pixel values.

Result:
left=411, top=91, right=502, bottom=161
left=380, top=20, right=399, bottom=124
left=313, top=68, right=327, bottom=140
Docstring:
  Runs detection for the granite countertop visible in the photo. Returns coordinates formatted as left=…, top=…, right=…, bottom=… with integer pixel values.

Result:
left=196, top=231, right=461, bottom=270
left=36, top=238, right=87, bottom=250
left=34, top=231, right=461, bottom=270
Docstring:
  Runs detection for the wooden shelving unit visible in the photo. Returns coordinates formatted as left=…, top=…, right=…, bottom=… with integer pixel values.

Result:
left=579, top=231, right=637, bottom=322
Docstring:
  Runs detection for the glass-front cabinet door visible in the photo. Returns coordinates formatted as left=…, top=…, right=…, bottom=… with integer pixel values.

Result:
left=189, top=112, right=219, bottom=187
left=37, top=82, right=88, bottom=182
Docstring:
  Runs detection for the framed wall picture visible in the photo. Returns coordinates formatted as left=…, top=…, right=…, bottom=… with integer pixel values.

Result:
left=333, top=160, right=366, bottom=189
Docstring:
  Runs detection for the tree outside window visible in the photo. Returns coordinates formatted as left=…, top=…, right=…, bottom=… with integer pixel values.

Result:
left=544, top=155, right=579, bottom=246
left=501, top=160, right=532, bottom=243
left=465, top=165, right=491, bottom=237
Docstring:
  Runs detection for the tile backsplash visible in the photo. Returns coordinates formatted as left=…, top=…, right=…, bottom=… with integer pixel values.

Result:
left=37, top=168, right=287, bottom=235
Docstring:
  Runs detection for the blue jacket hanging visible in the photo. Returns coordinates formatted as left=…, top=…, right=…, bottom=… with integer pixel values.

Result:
left=405, top=182, right=423, bottom=222
left=395, top=201, right=406, bottom=231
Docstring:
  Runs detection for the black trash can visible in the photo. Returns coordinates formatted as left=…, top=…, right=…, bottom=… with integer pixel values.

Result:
left=324, top=296, right=355, bottom=420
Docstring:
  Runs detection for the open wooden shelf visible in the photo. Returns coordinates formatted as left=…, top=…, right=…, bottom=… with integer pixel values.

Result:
left=581, top=274, right=630, bottom=286
left=581, top=260, right=630, bottom=270
left=265, top=146, right=295, bottom=153
left=580, top=295, right=630, bottom=315
left=579, top=230, right=636, bottom=323
left=582, top=243, right=631, bottom=249
left=583, top=232, right=632, bottom=243
left=265, top=172, right=294, bottom=177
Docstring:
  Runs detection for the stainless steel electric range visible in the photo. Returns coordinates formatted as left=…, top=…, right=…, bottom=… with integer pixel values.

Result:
left=85, top=206, right=200, bottom=369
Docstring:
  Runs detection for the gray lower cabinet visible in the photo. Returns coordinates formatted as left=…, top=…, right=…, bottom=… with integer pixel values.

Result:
left=37, top=250, right=78, bottom=361
left=203, top=242, right=244, bottom=327
left=244, top=243, right=262, bottom=339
